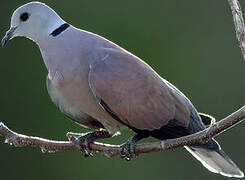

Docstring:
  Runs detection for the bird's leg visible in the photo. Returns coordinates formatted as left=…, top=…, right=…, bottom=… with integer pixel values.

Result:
left=67, top=130, right=111, bottom=157
left=119, top=133, right=149, bottom=161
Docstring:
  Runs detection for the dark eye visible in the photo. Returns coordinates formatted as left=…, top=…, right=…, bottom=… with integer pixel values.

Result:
left=20, top=12, right=29, bottom=22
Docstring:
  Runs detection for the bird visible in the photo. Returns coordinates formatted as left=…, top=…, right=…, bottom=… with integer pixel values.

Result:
left=1, top=2, right=243, bottom=178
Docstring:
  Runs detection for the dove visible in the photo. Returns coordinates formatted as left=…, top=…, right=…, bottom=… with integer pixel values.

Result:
left=2, top=2, right=244, bottom=178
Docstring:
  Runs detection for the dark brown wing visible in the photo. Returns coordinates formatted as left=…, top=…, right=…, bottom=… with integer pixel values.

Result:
left=88, top=48, right=177, bottom=131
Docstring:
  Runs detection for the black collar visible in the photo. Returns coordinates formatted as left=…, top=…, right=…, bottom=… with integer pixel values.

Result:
left=50, top=23, right=70, bottom=37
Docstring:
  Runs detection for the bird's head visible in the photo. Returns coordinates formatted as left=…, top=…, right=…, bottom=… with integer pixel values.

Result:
left=2, top=2, right=65, bottom=46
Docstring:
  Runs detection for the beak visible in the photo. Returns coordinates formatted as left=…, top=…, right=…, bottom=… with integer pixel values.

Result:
left=1, top=26, right=18, bottom=47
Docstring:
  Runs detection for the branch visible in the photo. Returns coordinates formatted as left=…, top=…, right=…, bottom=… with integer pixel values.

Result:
left=228, top=0, right=245, bottom=61
left=0, top=106, right=244, bottom=157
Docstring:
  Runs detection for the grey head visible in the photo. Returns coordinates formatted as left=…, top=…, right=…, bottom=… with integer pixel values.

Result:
left=2, top=2, right=65, bottom=46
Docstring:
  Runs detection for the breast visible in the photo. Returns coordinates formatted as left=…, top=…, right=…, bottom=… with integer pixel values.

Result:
left=41, top=36, right=126, bottom=134
left=46, top=75, right=104, bottom=129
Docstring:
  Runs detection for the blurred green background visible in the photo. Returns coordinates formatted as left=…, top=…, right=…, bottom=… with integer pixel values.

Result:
left=1, top=0, right=245, bottom=179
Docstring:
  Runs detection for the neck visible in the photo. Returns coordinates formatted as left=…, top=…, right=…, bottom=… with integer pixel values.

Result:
left=37, top=22, right=71, bottom=77
left=50, top=23, right=70, bottom=37
left=30, top=16, right=66, bottom=43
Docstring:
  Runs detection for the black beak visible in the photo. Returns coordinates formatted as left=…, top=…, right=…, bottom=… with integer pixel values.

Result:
left=1, top=26, right=17, bottom=47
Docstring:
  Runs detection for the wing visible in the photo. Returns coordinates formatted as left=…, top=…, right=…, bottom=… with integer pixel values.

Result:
left=88, top=47, right=179, bottom=131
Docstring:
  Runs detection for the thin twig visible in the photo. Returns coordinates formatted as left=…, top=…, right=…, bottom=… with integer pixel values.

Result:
left=228, top=0, right=245, bottom=60
left=0, top=106, right=244, bottom=157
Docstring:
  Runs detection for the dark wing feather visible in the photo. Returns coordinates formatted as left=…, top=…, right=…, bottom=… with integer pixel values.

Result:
left=88, top=48, right=177, bottom=130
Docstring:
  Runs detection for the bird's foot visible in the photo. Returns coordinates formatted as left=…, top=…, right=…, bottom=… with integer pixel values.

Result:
left=67, top=130, right=111, bottom=157
left=119, top=138, right=137, bottom=161
left=67, top=132, right=94, bottom=157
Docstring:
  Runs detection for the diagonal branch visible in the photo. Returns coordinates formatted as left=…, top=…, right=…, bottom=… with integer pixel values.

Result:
left=228, top=0, right=245, bottom=61
left=0, top=106, right=244, bottom=157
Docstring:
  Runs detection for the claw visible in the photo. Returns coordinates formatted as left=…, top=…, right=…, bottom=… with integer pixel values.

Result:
left=77, top=135, right=93, bottom=157
left=66, top=130, right=111, bottom=157
left=119, top=138, right=137, bottom=161
left=66, top=132, right=93, bottom=157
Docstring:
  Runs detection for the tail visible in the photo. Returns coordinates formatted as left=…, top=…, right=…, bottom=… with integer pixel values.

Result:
left=185, top=139, right=244, bottom=178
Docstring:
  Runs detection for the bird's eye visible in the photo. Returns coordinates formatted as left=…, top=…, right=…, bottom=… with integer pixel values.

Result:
left=20, top=12, right=29, bottom=22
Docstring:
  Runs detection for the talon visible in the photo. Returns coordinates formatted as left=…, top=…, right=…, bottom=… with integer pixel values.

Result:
left=119, top=138, right=137, bottom=161
left=66, top=132, right=94, bottom=157
left=77, top=135, right=93, bottom=157
left=66, top=131, right=111, bottom=157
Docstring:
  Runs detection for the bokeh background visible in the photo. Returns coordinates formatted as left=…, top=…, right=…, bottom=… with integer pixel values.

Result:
left=1, top=0, right=245, bottom=179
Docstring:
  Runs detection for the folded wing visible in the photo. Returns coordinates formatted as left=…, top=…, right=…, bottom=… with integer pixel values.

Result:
left=88, top=48, right=189, bottom=130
